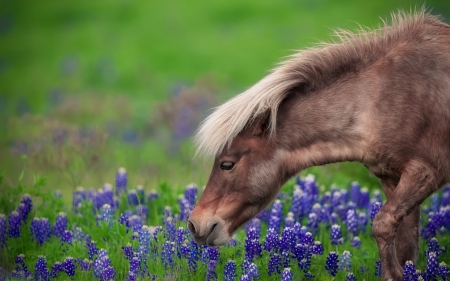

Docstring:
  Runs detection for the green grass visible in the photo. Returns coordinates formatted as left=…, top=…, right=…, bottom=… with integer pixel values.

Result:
left=3, top=1, right=448, bottom=193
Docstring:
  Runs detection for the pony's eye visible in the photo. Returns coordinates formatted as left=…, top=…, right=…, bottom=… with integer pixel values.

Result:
left=220, top=162, right=235, bottom=170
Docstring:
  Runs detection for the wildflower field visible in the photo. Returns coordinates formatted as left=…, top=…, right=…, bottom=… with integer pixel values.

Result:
left=0, top=169, right=449, bottom=281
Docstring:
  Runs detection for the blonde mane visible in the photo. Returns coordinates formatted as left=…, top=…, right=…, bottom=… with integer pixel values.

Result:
left=193, top=9, right=444, bottom=158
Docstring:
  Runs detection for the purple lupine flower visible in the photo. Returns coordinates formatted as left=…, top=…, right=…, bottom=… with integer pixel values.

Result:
left=164, top=216, right=176, bottom=242
left=280, top=227, right=295, bottom=252
left=311, top=241, right=324, bottom=255
left=264, top=228, right=280, bottom=253
left=53, top=212, right=67, bottom=237
left=373, top=190, right=383, bottom=203
left=126, top=271, right=137, bottom=281
left=62, top=257, right=76, bottom=277
left=301, top=232, right=314, bottom=247
left=99, top=204, right=113, bottom=223
left=330, top=224, right=343, bottom=245
left=290, top=186, right=305, bottom=221
left=147, top=190, right=158, bottom=201
left=298, top=246, right=312, bottom=272
left=351, top=236, right=361, bottom=249
left=206, top=260, right=218, bottom=281
left=128, top=215, right=143, bottom=232
left=403, top=260, right=419, bottom=281
left=30, top=217, right=52, bottom=245
left=102, top=184, right=115, bottom=208
left=73, top=227, right=85, bottom=242
left=101, top=266, right=116, bottom=281
left=306, top=213, right=319, bottom=234
left=129, top=256, right=140, bottom=275
left=425, top=252, right=439, bottom=280
left=19, top=194, right=32, bottom=222
left=94, top=255, right=111, bottom=278
left=179, top=196, right=190, bottom=221
left=332, top=191, right=343, bottom=207
left=422, top=210, right=446, bottom=239
left=370, top=201, right=382, bottom=225
left=73, top=186, right=86, bottom=208
left=281, top=268, right=293, bottom=281
left=375, top=260, right=382, bottom=277
left=339, top=250, right=352, bottom=271
left=35, top=255, right=50, bottom=281
left=310, top=203, right=323, bottom=222
left=245, top=219, right=261, bottom=238
left=162, top=241, right=175, bottom=268
left=245, top=227, right=262, bottom=261
left=119, top=212, right=130, bottom=226
left=0, top=214, right=6, bottom=247
left=188, top=239, right=199, bottom=271
left=123, top=243, right=133, bottom=260
left=336, top=205, right=348, bottom=222
left=8, top=211, right=21, bottom=238
left=138, top=225, right=152, bottom=255
left=61, top=230, right=73, bottom=244
left=136, top=204, right=148, bottom=219
left=268, top=253, right=282, bottom=275
left=438, top=262, right=449, bottom=281
left=50, top=262, right=63, bottom=278
left=284, top=213, right=295, bottom=228
left=128, top=189, right=139, bottom=206
left=14, top=254, right=31, bottom=279
left=208, top=246, right=219, bottom=261
left=346, top=209, right=358, bottom=236
left=87, top=240, right=99, bottom=260
left=240, top=274, right=250, bottom=281
left=304, top=272, right=314, bottom=279
left=359, top=187, right=370, bottom=209
left=428, top=237, right=442, bottom=257
left=442, top=189, right=450, bottom=207
left=292, top=244, right=307, bottom=268
left=115, top=167, right=128, bottom=194
left=303, top=174, right=319, bottom=200
left=346, top=272, right=357, bottom=281
left=330, top=212, right=339, bottom=225
left=246, top=263, right=259, bottom=280
left=185, top=184, right=198, bottom=208
left=350, top=182, right=360, bottom=205
left=269, top=200, right=283, bottom=233
left=180, top=243, right=190, bottom=258
left=325, top=252, right=339, bottom=277
left=430, top=194, right=440, bottom=213
left=79, top=258, right=91, bottom=271
left=224, top=260, right=237, bottom=281
left=357, top=212, right=368, bottom=233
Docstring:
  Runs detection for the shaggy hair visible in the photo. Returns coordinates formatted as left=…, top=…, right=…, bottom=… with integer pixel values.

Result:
left=193, top=8, right=445, bottom=158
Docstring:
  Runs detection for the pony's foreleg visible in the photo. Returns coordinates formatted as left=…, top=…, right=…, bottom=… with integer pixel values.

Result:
left=373, top=161, right=438, bottom=281
left=379, top=179, right=420, bottom=267
left=395, top=206, right=420, bottom=266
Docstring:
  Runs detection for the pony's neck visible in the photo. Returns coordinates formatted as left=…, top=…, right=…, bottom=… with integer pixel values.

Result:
left=275, top=73, right=377, bottom=177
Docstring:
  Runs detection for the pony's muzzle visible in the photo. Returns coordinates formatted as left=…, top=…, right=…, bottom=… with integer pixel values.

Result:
left=187, top=216, right=230, bottom=246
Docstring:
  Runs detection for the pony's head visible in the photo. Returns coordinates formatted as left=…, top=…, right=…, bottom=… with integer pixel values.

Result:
left=188, top=113, right=287, bottom=246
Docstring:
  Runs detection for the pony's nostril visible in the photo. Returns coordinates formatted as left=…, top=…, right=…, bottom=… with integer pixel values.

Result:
left=210, top=223, right=218, bottom=233
left=187, top=220, right=196, bottom=235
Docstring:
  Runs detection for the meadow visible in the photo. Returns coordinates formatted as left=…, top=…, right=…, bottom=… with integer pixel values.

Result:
left=1, top=1, right=450, bottom=280
left=0, top=170, right=449, bottom=280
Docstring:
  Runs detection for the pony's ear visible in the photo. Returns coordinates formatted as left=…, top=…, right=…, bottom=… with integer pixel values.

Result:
left=250, top=111, right=271, bottom=137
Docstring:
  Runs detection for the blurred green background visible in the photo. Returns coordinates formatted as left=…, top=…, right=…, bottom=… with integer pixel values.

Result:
left=1, top=0, right=449, bottom=197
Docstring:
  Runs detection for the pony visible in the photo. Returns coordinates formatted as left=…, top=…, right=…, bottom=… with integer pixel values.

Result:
left=188, top=10, right=450, bottom=280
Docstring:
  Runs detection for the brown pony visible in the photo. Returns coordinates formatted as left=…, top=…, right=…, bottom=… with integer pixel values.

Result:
left=188, top=10, right=450, bottom=280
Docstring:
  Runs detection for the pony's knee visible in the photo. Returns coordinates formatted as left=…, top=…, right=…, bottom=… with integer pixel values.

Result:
left=372, top=209, right=398, bottom=243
